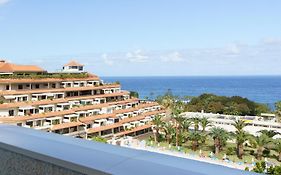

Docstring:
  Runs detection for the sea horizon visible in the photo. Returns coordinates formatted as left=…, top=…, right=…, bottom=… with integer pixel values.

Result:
left=101, top=75, right=281, bottom=78
left=102, top=76, right=281, bottom=109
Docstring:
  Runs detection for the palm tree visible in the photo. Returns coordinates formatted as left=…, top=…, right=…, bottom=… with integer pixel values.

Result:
left=171, top=103, right=185, bottom=147
left=250, top=134, right=272, bottom=160
left=234, top=119, right=245, bottom=132
left=162, top=122, right=175, bottom=144
left=210, top=127, right=229, bottom=155
left=200, top=117, right=212, bottom=132
left=274, top=139, right=281, bottom=161
left=182, top=118, right=191, bottom=133
left=200, top=117, right=212, bottom=144
left=258, top=130, right=279, bottom=138
left=233, top=120, right=248, bottom=159
left=188, top=131, right=202, bottom=151
left=151, top=115, right=164, bottom=143
left=173, top=115, right=185, bottom=147
left=190, top=117, right=201, bottom=132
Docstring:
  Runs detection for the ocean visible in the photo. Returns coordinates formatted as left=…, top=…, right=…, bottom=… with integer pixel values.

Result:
left=102, top=76, right=281, bottom=107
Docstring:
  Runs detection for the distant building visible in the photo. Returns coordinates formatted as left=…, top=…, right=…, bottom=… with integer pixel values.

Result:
left=0, top=60, right=165, bottom=139
left=183, top=112, right=281, bottom=137
left=62, top=60, right=84, bottom=73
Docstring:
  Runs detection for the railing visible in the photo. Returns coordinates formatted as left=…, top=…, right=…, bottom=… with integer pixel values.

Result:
left=0, top=125, right=258, bottom=175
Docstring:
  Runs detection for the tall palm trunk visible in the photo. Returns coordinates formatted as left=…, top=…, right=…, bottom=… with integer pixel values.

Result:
left=194, top=124, right=199, bottom=132
left=154, top=129, right=159, bottom=143
left=237, top=143, right=244, bottom=159
left=192, top=140, right=198, bottom=151
left=257, top=147, right=263, bottom=160
left=166, top=135, right=170, bottom=144
left=176, top=128, right=179, bottom=147
left=214, top=138, right=220, bottom=155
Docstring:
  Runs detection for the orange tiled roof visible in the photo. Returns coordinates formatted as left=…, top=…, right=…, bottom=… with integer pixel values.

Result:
left=0, top=62, right=45, bottom=73
left=0, top=91, right=129, bottom=109
left=64, top=60, right=84, bottom=67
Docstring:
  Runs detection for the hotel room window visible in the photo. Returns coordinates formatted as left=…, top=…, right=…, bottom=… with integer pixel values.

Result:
left=18, top=84, right=23, bottom=89
left=8, top=110, right=14, bottom=116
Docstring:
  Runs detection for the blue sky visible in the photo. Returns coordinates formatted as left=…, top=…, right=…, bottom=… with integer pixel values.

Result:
left=0, top=0, right=281, bottom=76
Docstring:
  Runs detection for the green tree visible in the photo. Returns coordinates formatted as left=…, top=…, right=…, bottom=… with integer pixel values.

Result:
left=190, top=117, right=201, bottom=132
left=188, top=131, right=202, bottom=151
left=129, top=91, right=139, bottom=98
left=200, top=117, right=212, bottom=132
left=171, top=102, right=185, bottom=146
left=151, top=115, right=164, bottom=143
left=250, top=134, right=272, bottom=160
left=156, top=90, right=176, bottom=109
left=182, top=118, right=191, bottom=133
left=274, top=139, right=281, bottom=162
left=258, top=130, right=279, bottom=138
left=162, top=122, right=175, bottom=144
left=233, top=120, right=249, bottom=159
left=173, top=115, right=185, bottom=147
left=210, top=127, right=229, bottom=155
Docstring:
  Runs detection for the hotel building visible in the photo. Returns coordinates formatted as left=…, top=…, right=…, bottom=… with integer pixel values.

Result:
left=183, top=111, right=281, bottom=137
left=0, top=60, right=165, bottom=139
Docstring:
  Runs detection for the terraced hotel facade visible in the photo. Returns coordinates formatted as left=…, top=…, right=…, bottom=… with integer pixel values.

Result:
left=0, top=60, right=165, bottom=138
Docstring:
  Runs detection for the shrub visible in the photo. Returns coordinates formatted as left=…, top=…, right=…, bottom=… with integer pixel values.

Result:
left=91, top=136, right=107, bottom=143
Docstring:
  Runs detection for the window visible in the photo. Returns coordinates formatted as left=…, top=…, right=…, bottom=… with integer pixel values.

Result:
left=26, top=121, right=33, bottom=127
left=18, top=85, right=23, bottom=89
left=6, top=85, right=9, bottom=90
left=52, top=84, right=56, bottom=88
left=22, top=97, right=27, bottom=101
left=35, top=84, right=40, bottom=89
left=8, top=110, right=14, bottom=116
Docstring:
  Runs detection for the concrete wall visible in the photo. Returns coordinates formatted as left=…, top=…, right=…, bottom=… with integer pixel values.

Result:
left=0, top=147, right=85, bottom=175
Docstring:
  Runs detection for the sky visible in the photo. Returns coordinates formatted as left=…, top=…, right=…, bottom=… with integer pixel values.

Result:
left=0, top=0, right=281, bottom=76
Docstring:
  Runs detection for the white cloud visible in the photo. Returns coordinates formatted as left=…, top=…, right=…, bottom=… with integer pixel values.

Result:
left=161, top=51, right=185, bottom=62
left=126, top=49, right=148, bottom=63
left=102, top=53, right=114, bottom=66
left=0, top=0, right=10, bottom=6
left=225, top=43, right=241, bottom=56
left=262, top=37, right=281, bottom=45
